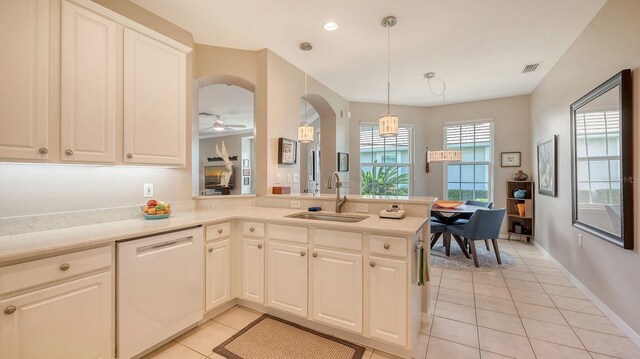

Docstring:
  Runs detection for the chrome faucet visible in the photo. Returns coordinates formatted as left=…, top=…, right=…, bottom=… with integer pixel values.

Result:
left=327, top=171, right=347, bottom=213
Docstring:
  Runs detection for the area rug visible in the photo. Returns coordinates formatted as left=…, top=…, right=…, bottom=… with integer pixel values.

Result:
left=212, top=314, right=365, bottom=359
left=431, top=240, right=516, bottom=271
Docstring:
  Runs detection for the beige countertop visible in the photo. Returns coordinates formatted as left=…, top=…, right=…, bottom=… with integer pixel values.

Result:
left=0, top=207, right=428, bottom=265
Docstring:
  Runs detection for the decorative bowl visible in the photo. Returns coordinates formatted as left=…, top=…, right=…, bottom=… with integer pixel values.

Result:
left=141, top=205, right=171, bottom=220
left=434, top=200, right=464, bottom=209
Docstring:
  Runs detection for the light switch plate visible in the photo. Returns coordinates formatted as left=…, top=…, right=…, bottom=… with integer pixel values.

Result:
left=356, top=204, right=369, bottom=213
left=287, top=174, right=292, bottom=183
left=143, top=183, right=154, bottom=198
left=290, top=200, right=301, bottom=208
left=293, top=174, right=299, bottom=183
left=276, top=174, right=281, bottom=184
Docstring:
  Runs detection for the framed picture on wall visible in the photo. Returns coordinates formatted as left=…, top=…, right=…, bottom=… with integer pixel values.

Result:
left=242, top=159, right=249, bottom=168
left=501, top=152, right=521, bottom=167
left=277, top=138, right=297, bottom=164
left=308, top=151, right=315, bottom=181
left=337, top=152, right=349, bottom=172
left=243, top=177, right=250, bottom=185
left=242, top=169, right=250, bottom=176
left=537, top=136, right=557, bottom=197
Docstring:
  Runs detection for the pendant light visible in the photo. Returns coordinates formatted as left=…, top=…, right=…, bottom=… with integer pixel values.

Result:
left=424, top=72, right=462, bottom=163
left=298, top=42, right=314, bottom=143
left=379, top=16, right=398, bottom=138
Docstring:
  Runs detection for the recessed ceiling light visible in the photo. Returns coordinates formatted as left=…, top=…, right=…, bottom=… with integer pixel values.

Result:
left=323, top=21, right=338, bottom=31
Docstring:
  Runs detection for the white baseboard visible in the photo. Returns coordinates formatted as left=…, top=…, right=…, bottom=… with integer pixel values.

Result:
left=532, top=241, right=640, bottom=349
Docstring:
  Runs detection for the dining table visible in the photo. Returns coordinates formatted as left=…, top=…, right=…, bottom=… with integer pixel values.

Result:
left=431, top=204, right=488, bottom=258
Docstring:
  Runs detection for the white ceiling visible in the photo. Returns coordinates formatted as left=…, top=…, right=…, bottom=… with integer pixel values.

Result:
left=198, top=84, right=254, bottom=137
left=133, top=0, right=606, bottom=106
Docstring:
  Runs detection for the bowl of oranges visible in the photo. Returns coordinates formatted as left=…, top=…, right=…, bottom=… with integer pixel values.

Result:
left=142, top=199, right=171, bottom=220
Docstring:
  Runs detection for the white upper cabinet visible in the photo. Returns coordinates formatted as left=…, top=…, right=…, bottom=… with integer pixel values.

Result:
left=61, top=1, right=117, bottom=163
left=0, top=0, right=49, bottom=160
left=311, top=248, right=363, bottom=333
left=123, top=28, right=186, bottom=166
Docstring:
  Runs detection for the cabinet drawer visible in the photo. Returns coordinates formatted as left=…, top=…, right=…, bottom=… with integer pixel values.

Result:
left=314, top=229, right=362, bottom=252
left=0, top=246, right=111, bottom=295
left=370, top=235, right=407, bottom=258
left=268, top=224, right=308, bottom=244
left=243, top=222, right=265, bottom=238
left=206, top=222, right=231, bottom=241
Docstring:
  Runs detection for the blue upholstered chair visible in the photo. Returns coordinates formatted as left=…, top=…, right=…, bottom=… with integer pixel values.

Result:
left=430, top=221, right=447, bottom=250
left=446, top=208, right=506, bottom=267
left=455, top=200, right=494, bottom=250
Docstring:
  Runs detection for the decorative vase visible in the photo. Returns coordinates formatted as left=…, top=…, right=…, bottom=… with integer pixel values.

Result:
left=515, top=203, right=526, bottom=217
left=513, top=189, right=527, bottom=199
left=512, top=170, right=529, bottom=181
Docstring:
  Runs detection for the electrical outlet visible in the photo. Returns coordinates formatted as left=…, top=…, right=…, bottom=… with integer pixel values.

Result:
left=578, top=234, right=583, bottom=247
left=287, top=174, right=292, bottom=183
left=290, top=200, right=301, bottom=208
left=143, top=183, right=154, bottom=198
left=293, top=174, right=299, bottom=183
left=356, top=204, right=369, bottom=213
left=276, top=174, right=281, bottom=184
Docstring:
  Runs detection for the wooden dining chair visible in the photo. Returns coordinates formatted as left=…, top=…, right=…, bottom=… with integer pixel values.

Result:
left=446, top=208, right=506, bottom=268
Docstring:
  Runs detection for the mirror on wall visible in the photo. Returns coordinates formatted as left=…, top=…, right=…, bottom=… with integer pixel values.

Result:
left=570, top=69, right=633, bottom=249
left=299, top=98, right=322, bottom=194
left=198, top=84, right=255, bottom=196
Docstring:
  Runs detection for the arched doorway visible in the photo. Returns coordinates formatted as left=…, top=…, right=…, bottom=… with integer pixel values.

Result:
left=194, top=75, right=257, bottom=196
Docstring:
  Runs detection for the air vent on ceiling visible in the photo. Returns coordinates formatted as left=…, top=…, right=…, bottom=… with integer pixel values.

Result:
left=522, top=63, right=540, bottom=74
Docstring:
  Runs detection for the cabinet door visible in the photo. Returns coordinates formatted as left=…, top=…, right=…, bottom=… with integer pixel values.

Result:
left=206, top=239, right=231, bottom=311
left=0, top=271, right=112, bottom=359
left=267, top=242, right=308, bottom=317
left=368, top=256, right=407, bottom=346
left=242, top=238, right=264, bottom=304
left=123, top=28, right=186, bottom=166
left=60, top=1, right=117, bottom=163
left=312, top=248, right=362, bottom=333
left=0, top=0, right=49, bottom=160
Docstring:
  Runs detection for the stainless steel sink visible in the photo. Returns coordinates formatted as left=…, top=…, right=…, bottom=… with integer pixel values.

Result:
left=286, top=212, right=368, bottom=223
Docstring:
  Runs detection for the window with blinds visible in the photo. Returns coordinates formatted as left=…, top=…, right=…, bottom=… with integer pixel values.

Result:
left=359, top=124, right=412, bottom=196
left=444, top=121, right=493, bottom=201
left=575, top=110, right=621, bottom=204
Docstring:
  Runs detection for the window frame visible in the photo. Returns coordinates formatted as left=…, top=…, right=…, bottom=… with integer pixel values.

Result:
left=442, top=119, right=495, bottom=202
left=358, top=122, right=414, bottom=196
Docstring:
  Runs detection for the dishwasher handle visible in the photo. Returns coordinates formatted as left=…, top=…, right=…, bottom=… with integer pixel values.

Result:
left=136, top=236, right=194, bottom=256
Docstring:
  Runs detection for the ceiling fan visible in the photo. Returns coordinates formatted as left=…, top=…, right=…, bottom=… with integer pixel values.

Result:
left=199, top=113, right=247, bottom=132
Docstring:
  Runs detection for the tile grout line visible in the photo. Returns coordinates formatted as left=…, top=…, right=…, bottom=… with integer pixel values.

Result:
left=504, top=261, right=539, bottom=359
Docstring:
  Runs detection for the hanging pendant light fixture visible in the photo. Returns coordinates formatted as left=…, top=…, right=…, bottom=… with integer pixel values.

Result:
left=298, top=42, right=314, bottom=143
left=424, top=72, right=462, bottom=164
left=379, top=16, right=398, bottom=138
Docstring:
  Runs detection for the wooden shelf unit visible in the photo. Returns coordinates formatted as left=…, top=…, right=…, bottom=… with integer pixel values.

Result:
left=506, top=181, right=534, bottom=242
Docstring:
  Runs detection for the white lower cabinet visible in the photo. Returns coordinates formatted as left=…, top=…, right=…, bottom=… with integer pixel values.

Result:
left=205, top=239, right=231, bottom=311
left=242, top=238, right=265, bottom=304
left=368, top=255, right=408, bottom=347
left=267, top=242, right=308, bottom=317
left=311, top=248, right=362, bottom=333
left=0, top=271, right=112, bottom=359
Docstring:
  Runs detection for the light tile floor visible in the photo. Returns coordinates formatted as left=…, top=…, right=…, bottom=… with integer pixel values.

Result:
left=145, top=240, right=640, bottom=359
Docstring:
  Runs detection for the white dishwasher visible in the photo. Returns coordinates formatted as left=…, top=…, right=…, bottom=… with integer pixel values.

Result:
left=117, top=227, right=204, bottom=359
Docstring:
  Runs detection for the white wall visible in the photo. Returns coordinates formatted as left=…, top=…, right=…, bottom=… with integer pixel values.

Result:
left=530, top=0, right=640, bottom=335
left=349, top=95, right=532, bottom=215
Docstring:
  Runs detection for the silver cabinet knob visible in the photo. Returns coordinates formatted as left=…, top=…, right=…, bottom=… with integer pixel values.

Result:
left=370, top=261, right=376, bottom=267
left=59, top=263, right=70, bottom=271
left=300, top=251, right=306, bottom=257
left=64, top=149, right=73, bottom=156
left=208, top=248, right=213, bottom=253
left=384, top=243, right=390, bottom=249
left=127, top=153, right=133, bottom=159
left=312, top=252, right=318, bottom=257
left=217, top=228, right=223, bottom=234
left=257, top=244, right=263, bottom=249
left=38, top=147, right=48, bottom=155
left=4, top=306, right=16, bottom=315
left=250, top=227, right=255, bottom=232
